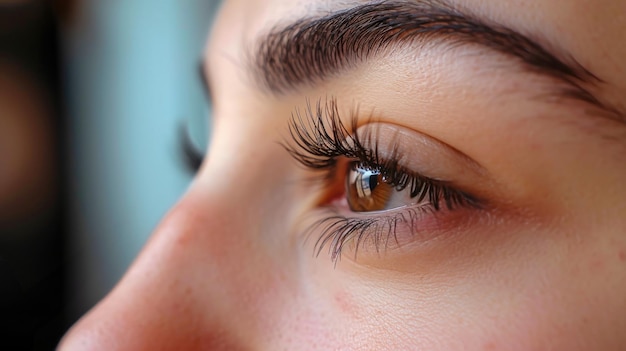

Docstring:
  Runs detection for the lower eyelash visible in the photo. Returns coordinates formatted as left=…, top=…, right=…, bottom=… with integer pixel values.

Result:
left=308, top=206, right=436, bottom=263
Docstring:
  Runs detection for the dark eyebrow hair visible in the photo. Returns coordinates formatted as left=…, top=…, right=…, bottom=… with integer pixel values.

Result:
left=251, top=0, right=616, bottom=115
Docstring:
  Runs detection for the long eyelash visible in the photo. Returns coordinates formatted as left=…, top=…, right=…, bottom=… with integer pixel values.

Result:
left=309, top=207, right=433, bottom=262
left=283, top=98, right=479, bottom=261
left=283, top=98, right=369, bottom=170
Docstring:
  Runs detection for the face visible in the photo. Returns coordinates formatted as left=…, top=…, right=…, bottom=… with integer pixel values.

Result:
left=59, top=0, right=626, bottom=350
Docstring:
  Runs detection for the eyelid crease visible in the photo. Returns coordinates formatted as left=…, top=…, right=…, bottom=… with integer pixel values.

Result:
left=354, top=122, right=490, bottom=183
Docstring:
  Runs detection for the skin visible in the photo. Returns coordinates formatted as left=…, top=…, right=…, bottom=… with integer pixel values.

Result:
left=59, top=0, right=626, bottom=350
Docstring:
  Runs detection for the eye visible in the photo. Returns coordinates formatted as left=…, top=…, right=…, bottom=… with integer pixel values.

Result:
left=283, top=98, right=485, bottom=261
left=345, top=158, right=468, bottom=214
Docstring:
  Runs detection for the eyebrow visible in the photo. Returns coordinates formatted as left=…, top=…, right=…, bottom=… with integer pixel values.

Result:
left=250, top=0, right=615, bottom=115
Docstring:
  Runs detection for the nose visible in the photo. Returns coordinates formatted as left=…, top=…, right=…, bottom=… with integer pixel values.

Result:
left=58, top=140, right=299, bottom=350
left=59, top=204, right=229, bottom=349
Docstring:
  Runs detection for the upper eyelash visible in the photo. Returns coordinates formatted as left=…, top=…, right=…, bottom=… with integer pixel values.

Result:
left=283, top=98, right=478, bottom=210
left=283, top=98, right=367, bottom=169
left=283, top=97, right=480, bottom=261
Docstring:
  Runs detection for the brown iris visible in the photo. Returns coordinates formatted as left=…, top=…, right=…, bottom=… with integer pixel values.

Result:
left=346, top=164, right=394, bottom=212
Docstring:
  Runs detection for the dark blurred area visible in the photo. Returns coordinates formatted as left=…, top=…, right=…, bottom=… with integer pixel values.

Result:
left=0, top=0, right=72, bottom=349
left=1, top=0, right=216, bottom=348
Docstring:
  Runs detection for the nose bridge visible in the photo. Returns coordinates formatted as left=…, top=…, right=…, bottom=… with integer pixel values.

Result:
left=60, top=135, right=298, bottom=350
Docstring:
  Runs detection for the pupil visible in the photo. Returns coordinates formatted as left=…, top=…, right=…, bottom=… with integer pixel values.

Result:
left=368, top=172, right=379, bottom=192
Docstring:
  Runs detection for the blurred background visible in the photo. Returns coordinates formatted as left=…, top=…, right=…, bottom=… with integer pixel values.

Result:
left=0, top=0, right=218, bottom=349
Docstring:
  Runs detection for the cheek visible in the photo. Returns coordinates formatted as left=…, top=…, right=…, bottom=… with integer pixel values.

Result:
left=454, top=245, right=626, bottom=350
left=313, top=225, right=626, bottom=350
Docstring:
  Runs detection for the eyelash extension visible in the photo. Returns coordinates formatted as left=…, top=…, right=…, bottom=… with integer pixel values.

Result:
left=283, top=98, right=479, bottom=261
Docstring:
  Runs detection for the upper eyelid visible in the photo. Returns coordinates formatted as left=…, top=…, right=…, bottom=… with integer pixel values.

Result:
left=284, top=98, right=491, bottom=193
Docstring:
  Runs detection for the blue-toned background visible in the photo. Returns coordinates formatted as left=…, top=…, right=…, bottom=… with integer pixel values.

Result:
left=64, top=0, right=219, bottom=318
